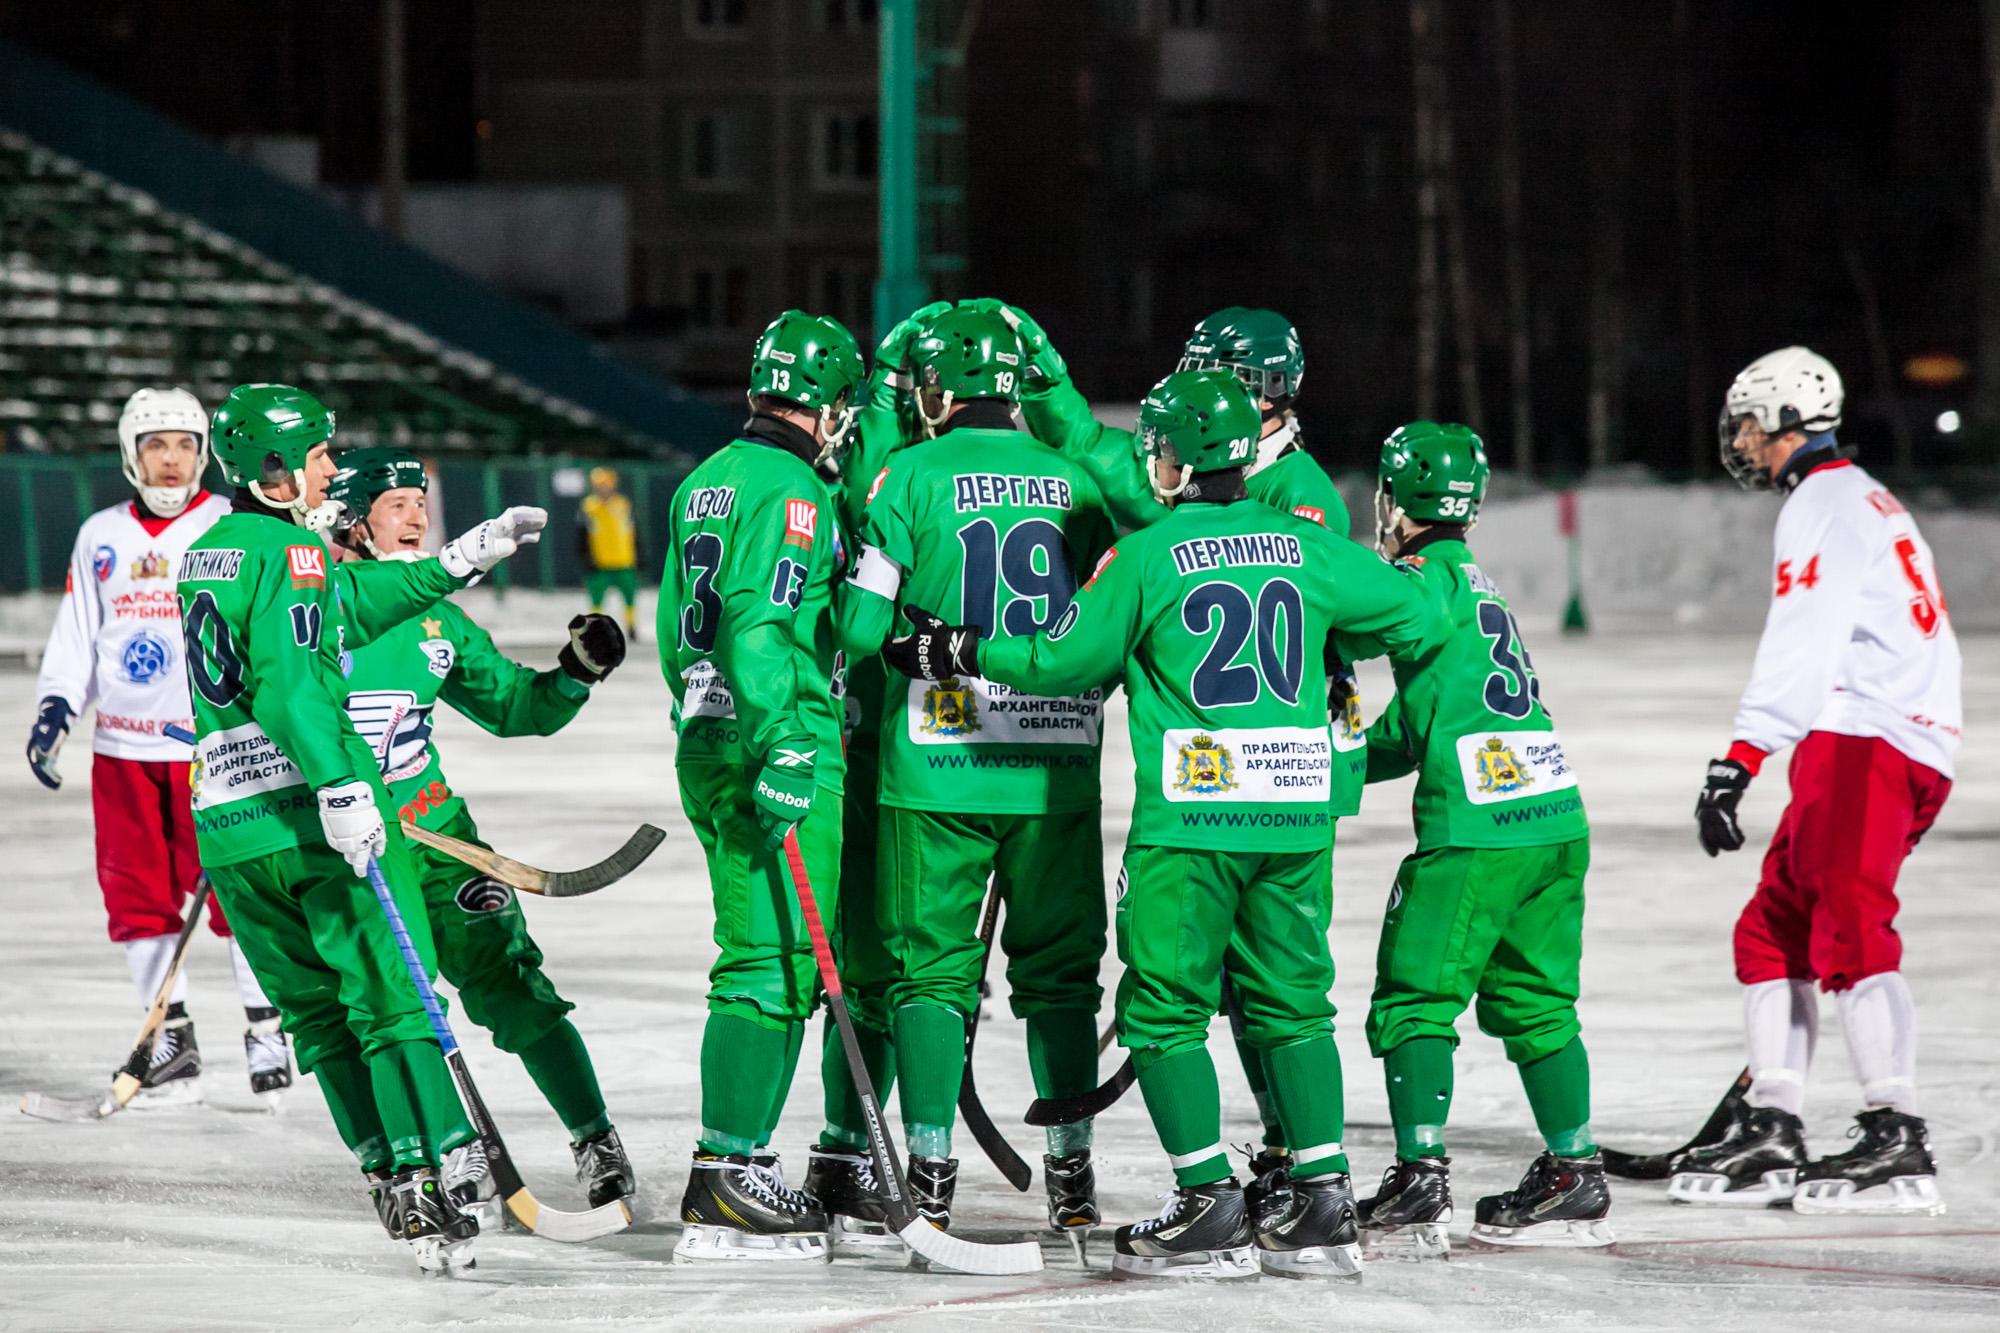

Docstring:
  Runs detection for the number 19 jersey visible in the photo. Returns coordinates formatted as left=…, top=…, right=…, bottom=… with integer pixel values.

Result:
left=855, top=426, right=1113, bottom=814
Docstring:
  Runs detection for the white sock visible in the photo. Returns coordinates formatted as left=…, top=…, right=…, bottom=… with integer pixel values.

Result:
left=1742, top=978, right=1816, bottom=1116
left=1837, top=971, right=1920, bottom=1116
left=228, top=938, right=275, bottom=1013
left=123, top=936, right=189, bottom=1010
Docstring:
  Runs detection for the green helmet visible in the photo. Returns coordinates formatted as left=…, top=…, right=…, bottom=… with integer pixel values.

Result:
left=749, top=310, right=866, bottom=413
left=327, top=447, right=427, bottom=543
left=1177, top=307, right=1303, bottom=405
left=910, top=307, right=1027, bottom=428
left=1136, top=369, right=1263, bottom=501
left=1376, top=421, right=1489, bottom=549
left=210, top=383, right=337, bottom=487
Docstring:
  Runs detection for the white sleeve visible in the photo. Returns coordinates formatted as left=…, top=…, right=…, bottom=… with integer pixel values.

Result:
left=1730, top=494, right=1866, bottom=757
left=33, top=525, right=102, bottom=715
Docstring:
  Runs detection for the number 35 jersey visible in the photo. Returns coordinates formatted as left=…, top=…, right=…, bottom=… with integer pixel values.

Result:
left=338, top=590, right=590, bottom=831
left=1733, top=460, right=1961, bottom=779
left=844, top=426, right=1114, bottom=815
left=977, top=499, right=1444, bottom=853
left=1361, top=537, right=1589, bottom=851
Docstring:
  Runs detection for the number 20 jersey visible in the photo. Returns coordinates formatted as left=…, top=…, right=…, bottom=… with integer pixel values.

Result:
left=1733, top=459, right=1961, bottom=778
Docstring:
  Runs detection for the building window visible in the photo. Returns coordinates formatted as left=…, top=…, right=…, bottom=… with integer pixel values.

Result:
left=811, top=261, right=874, bottom=334
left=688, top=264, right=752, bottom=330
left=684, top=111, right=744, bottom=188
left=686, top=0, right=747, bottom=37
left=817, top=0, right=878, bottom=32
left=1166, top=0, right=1211, bottom=28
left=813, top=109, right=877, bottom=189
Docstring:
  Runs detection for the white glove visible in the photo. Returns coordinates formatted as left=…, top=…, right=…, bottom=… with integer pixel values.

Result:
left=317, top=781, right=386, bottom=877
left=439, top=506, right=549, bottom=579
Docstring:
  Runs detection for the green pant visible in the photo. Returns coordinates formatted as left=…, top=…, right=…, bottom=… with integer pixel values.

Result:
left=880, top=805, right=1105, bottom=1019
left=820, top=740, right=898, bottom=1150
left=410, top=804, right=610, bottom=1141
left=679, top=761, right=843, bottom=1027
left=586, top=567, right=638, bottom=617
left=208, top=832, right=473, bottom=1170
left=1365, top=839, right=1588, bottom=1065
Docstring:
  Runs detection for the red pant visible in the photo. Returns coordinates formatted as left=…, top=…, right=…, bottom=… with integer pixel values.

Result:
left=92, top=752, right=230, bottom=942
left=1734, top=731, right=1948, bottom=993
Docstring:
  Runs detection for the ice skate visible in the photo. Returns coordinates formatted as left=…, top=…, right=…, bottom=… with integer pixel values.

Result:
left=902, top=1155, right=959, bottom=1269
left=1254, top=1171, right=1363, bottom=1278
left=674, top=1151, right=829, bottom=1263
left=1044, top=1150, right=1099, bottom=1264
left=571, top=1127, right=637, bottom=1210
left=1792, top=1108, right=1945, bottom=1216
left=1359, top=1156, right=1453, bottom=1259
left=1666, top=1099, right=1808, bottom=1207
left=1469, top=1152, right=1614, bottom=1247
left=364, top=1169, right=398, bottom=1240
left=387, top=1164, right=479, bottom=1274
left=1240, top=1147, right=1294, bottom=1227
left=443, top=1140, right=503, bottom=1232
left=242, top=1007, right=291, bottom=1112
left=1111, top=1179, right=1260, bottom=1281
left=127, top=1005, right=202, bottom=1109
left=803, top=1145, right=897, bottom=1248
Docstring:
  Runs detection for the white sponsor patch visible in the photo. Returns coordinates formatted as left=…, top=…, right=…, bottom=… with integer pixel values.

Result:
left=1160, top=726, right=1330, bottom=802
left=680, top=659, right=738, bottom=719
left=191, top=720, right=305, bottom=809
left=1454, top=729, right=1578, bottom=805
left=345, top=689, right=434, bottom=783
left=905, top=675, right=1101, bottom=746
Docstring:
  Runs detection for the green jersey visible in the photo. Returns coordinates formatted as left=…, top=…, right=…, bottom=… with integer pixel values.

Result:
left=177, top=509, right=462, bottom=866
left=833, top=372, right=912, bottom=749
left=1361, top=537, right=1589, bottom=850
left=336, top=580, right=590, bottom=831
left=978, top=498, right=1443, bottom=852
left=658, top=434, right=847, bottom=793
left=840, top=423, right=1114, bottom=815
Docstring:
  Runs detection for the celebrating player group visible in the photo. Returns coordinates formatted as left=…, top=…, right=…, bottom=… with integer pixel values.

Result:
left=25, top=295, right=1959, bottom=1279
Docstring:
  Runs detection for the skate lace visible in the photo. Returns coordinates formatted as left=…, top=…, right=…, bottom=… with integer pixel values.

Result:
left=580, top=1135, right=623, bottom=1179
left=148, top=1026, right=182, bottom=1069
left=749, top=1157, right=816, bottom=1212
left=244, top=1028, right=288, bottom=1074
left=736, top=1161, right=794, bottom=1211
left=444, top=1141, right=491, bottom=1192
left=1130, top=1190, right=1187, bottom=1236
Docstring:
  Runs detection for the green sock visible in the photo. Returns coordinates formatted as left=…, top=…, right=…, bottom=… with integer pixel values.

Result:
left=893, top=1003, right=965, bottom=1157
left=759, top=1020, right=806, bottom=1144
left=1236, top=1033, right=1285, bottom=1149
left=1519, top=1036, right=1595, bottom=1156
left=1263, top=1036, right=1348, bottom=1178
left=313, top=1050, right=390, bottom=1172
left=1027, top=1009, right=1098, bottom=1156
left=1134, top=1045, right=1229, bottom=1187
left=371, top=1039, right=474, bottom=1169
left=518, top=1021, right=612, bottom=1142
left=1385, top=1036, right=1455, bottom=1160
left=820, top=1012, right=896, bottom=1151
left=699, top=1012, right=791, bottom=1156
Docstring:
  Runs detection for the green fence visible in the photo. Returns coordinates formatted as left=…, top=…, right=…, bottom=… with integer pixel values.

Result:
left=0, top=454, right=696, bottom=594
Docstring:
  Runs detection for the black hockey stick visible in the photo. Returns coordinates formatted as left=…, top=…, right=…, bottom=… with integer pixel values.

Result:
left=401, top=820, right=665, bottom=897
left=20, top=875, right=213, bottom=1123
left=365, top=856, right=631, bottom=1241
left=957, top=886, right=1033, bottom=1191
left=1601, top=1068, right=1751, bottom=1180
left=782, top=830, right=1042, bottom=1275
left=1025, top=1055, right=1133, bottom=1128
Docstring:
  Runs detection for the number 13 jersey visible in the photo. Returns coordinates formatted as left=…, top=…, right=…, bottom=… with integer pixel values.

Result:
left=1733, top=459, right=1962, bottom=778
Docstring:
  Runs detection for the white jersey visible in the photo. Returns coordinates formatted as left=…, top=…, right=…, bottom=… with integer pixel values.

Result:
left=1732, top=460, right=1962, bottom=778
left=33, top=493, right=231, bottom=762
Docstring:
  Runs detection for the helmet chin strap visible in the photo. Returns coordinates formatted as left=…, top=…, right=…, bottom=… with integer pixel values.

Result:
left=251, top=470, right=342, bottom=532
left=815, top=402, right=854, bottom=473
left=1149, top=461, right=1193, bottom=505
left=918, top=388, right=956, bottom=438
left=1247, top=412, right=1298, bottom=479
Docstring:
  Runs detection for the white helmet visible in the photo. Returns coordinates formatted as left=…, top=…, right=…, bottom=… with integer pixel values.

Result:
left=118, top=387, right=211, bottom=517
left=1718, top=346, right=1843, bottom=489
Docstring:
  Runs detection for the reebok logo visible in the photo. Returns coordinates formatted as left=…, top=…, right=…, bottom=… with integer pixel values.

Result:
left=756, top=778, right=812, bottom=809
left=772, top=747, right=816, bottom=769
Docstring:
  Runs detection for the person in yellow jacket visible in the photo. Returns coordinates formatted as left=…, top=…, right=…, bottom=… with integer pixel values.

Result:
left=578, top=466, right=640, bottom=639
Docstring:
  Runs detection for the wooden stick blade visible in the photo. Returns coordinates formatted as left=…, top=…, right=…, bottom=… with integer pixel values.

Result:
left=400, top=822, right=666, bottom=897
left=502, top=1186, right=633, bottom=1242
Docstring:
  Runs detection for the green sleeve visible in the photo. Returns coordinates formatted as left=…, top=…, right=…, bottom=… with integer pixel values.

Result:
left=436, top=603, right=589, bottom=737
left=656, top=529, right=685, bottom=699
left=244, top=554, right=361, bottom=791
left=834, top=461, right=915, bottom=658
left=979, top=535, right=1146, bottom=697
left=841, top=370, right=911, bottom=533
left=716, top=490, right=827, bottom=764
left=1020, top=376, right=1169, bottom=534
left=1363, top=691, right=1418, bottom=783
left=1322, top=539, right=1450, bottom=664
left=1294, top=460, right=1354, bottom=541
left=335, top=557, right=464, bottom=647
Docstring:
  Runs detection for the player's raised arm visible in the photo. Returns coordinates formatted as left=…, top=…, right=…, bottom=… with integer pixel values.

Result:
left=437, top=603, right=621, bottom=738
left=835, top=458, right=915, bottom=658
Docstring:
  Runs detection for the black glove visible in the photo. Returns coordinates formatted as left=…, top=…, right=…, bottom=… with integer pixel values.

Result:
left=26, top=696, right=71, bottom=790
left=559, top=613, right=626, bottom=684
left=1695, top=758, right=1752, bottom=857
left=884, top=606, right=982, bottom=681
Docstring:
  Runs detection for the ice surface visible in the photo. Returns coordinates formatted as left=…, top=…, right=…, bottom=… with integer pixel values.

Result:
left=2, top=626, right=1996, bottom=1332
